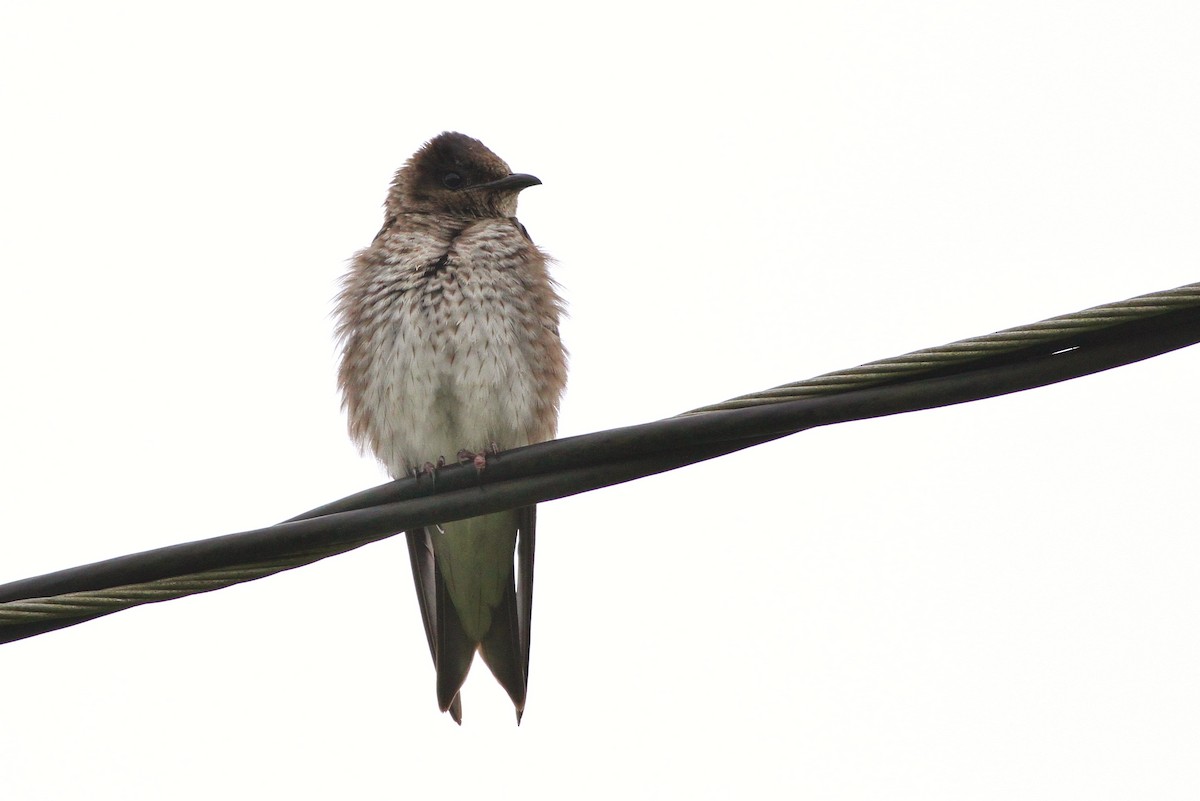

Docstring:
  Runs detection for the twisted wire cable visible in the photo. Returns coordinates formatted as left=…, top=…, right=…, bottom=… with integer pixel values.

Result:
left=0, top=546, right=366, bottom=624
left=687, top=281, right=1200, bottom=412
left=2, top=280, right=1199, bottom=641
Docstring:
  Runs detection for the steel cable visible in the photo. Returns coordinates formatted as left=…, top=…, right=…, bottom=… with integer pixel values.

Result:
left=2, top=280, right=1198, bottom=643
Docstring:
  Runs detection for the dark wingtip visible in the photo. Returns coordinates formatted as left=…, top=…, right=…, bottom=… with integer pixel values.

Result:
left=449, top=694, right=463, bottom=725
left=515, top=706, right=524, bottom=726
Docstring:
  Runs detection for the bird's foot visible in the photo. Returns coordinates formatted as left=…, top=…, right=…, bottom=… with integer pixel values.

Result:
left=418, top=459, right=443, bottom=490
left=456, top=449, right=489, bottom=473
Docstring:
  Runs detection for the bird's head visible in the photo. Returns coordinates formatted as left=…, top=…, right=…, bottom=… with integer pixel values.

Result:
left=387, top=132, right=541, bottom=218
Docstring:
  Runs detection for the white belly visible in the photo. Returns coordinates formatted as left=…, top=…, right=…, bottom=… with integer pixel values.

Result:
left=359, top=279, right=541, bottom=477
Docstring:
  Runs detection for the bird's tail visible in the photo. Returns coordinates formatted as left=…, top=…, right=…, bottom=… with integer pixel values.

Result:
left=478, top=567, right=528, bottom=721
left=406, top=509, right=535, bottom=723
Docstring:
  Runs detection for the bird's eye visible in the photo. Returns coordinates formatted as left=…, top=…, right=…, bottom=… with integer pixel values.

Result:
left=442, top=172, right=464, bottom=189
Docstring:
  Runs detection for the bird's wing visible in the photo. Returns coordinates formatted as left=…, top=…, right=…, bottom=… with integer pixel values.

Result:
left=509, top=216, right=534, bottom=243
left=517, top=505, right=536, bottom=684
left=371, top=215, right=396, bottom=243
left=405, top=528, right=467, bottom=723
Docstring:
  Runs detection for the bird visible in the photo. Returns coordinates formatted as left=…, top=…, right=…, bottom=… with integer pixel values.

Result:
left=334, top=132, right=567, bottom=724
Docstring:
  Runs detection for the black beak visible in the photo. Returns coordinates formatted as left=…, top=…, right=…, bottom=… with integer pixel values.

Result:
left=476, top=173, right=542, bottom=193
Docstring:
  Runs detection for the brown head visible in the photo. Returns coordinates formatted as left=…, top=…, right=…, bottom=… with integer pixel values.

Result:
left=386, top=132, right=541, bottom=218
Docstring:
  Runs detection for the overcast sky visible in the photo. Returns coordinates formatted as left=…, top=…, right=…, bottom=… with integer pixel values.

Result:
left=2, top=2, right=1199, bottom=799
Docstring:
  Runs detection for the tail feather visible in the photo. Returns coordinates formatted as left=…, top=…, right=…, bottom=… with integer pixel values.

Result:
left=434, top=566, right=476, bottom=717
left=517, top=506, right=536, bottom=686
left=405, top=507, right=538, bottom=723
left=479, top=507, right=536, bottom=722
left=478, top=568, right=527, bottom=717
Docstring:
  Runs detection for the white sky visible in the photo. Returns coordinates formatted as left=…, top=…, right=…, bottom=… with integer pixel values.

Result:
left=2, top=1, right=1199, bottom=798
